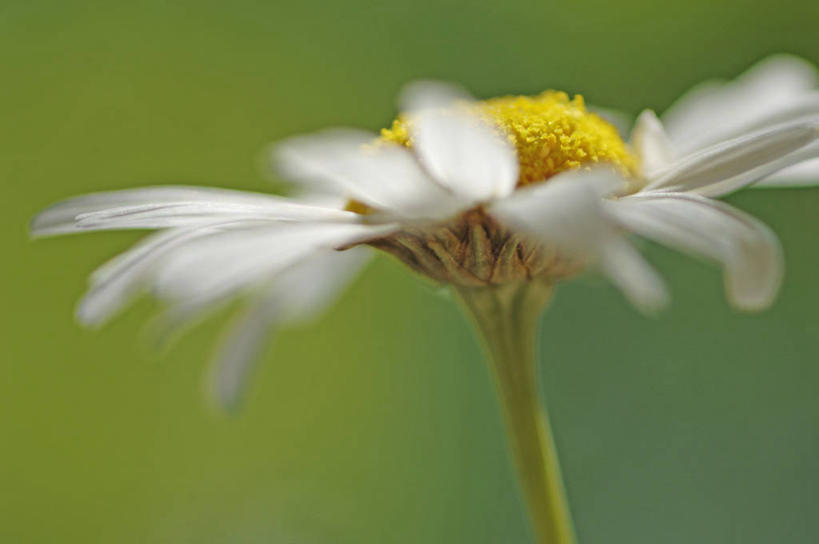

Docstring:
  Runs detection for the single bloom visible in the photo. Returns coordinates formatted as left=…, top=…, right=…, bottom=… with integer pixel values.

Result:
left=31, top=54, right=819, bottom=544
left=32, top=55, right=819, bottom=408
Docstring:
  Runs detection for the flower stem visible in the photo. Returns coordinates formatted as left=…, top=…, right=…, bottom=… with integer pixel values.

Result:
left=456, top=280, right=577, bottom=544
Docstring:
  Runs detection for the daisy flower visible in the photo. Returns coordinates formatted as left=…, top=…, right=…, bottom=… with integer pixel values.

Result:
left=32, top=54, right=819, bottom=544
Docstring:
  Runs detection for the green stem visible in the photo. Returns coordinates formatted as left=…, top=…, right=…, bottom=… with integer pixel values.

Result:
left=456, top=280, right=577, bottom=544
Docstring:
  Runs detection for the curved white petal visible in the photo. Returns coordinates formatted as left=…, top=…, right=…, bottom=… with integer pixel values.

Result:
left=490, top=169, right=622, bottom=255
left=76, top=220, right=270, bottom=327
left=209, top=247, right=371, bottom=411
left=271, top=128, right=375, bottom=195
left=78, top=226, right=219, bottom=326
left=754, top=152, right=819, bottom=187
left=30, top=186, right=353, bottom=236
left=490, top=169, right=668, bottom=313
left=630, top=110, right=676, bottom=177
left=74, top=202, right=356, bottom=231
left=273, top=129, right=463, bottom=220
left=599, top=237, right=670, bottom=314
left=642, top=120, right=819, bottom=196
left=724, top=93, right=819, bottom=138
left=153, top=222, right=394, bottom=306
left=411, top=109, right=519, bottom=202
left=663, top=55, right=819, bottom=154
left=607, top=193, right=783, bottom=311
left=208, top=300, right=278, bottom=413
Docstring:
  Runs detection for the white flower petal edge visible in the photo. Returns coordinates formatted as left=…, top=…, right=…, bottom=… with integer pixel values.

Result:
left=399, top=79, right=473, bottom=112
left=607, top=193, right=783, bottom=310
left=30, top=185, right=359, bottom=235
left=657, top=54, right=819, bottom=187
left=490, top=169, right=669, bottom=313
left=763, top=155, right=819, bottom=186
left=630, top=110, right=676, bottom=177
left=209, top=247, right=371, bottom=411
left=408, top=109, right=519, bottom=202
left=77, top=221, right=393, bottom=328
left=662, top=54, right=819, bottom=154
left=273, top=129, right=464, bottom=220
left=151, top=222, right=394, bottom=306
left=79, top=223, right=238, bottom=326
left=642, top=120, right=819, bottom=196
left=400, top=80, right=519, bottom=202
left=597, top=237, right=670, bottom=314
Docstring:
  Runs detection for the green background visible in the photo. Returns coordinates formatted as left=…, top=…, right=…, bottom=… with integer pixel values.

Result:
left=3, top=0, right=819, bottom=542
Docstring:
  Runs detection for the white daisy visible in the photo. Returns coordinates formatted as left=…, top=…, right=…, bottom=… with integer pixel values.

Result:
left=32, top=54, right=819, bottom=544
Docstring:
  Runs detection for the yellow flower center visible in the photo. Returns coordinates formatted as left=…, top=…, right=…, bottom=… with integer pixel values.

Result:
left=381, top=91, right=637, bottom=186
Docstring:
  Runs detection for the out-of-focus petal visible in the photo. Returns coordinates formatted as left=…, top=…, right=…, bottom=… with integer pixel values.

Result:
left=78, top=225, right=223, bottom=327
left=489, top=168, right=624, bottom=257
left=607, top=192, right=783, bottom=311
left=599, top=237, right=670, bottom=314
left=642, top=120, right=819, bottom=196
left=209, top=247, right=371, bottom=411
left=30, top=186, right=354, bottom=236
left=271, top=128, right=374, bottom=195
left=401, top=80, right=519, bottom=203
left=630, top=110, right=676, bottom=177
left=273, top=129, right=464, bottom=219
left=411, top=109, right=519, bottom=202
left=399, top=80, right=472, bottom=112
left=152, top=222, right=394, bottom=307
left=490, top=169, right=668, bottom=313
left=663, top=54, right=819, bottom=153
left=754, top=151, right=819, bottom=187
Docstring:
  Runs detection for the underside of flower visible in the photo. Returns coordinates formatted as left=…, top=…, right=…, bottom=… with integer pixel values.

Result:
left=369, top=209, right=583, bottom=286
left=382, top=91, right=638, bottom=186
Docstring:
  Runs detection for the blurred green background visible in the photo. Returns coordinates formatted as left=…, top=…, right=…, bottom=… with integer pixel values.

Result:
left=3, top=0, right=819, bottom=542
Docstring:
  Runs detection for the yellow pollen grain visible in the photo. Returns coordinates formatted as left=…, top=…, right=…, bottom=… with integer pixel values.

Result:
left=381, top=91, right=637, bottom=186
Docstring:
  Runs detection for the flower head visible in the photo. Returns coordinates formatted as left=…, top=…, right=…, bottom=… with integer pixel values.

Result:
left=32, top=54, right=819, bottom=407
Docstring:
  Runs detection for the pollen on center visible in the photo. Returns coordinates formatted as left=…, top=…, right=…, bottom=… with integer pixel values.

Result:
left=381, top=91, right=637, bottom=186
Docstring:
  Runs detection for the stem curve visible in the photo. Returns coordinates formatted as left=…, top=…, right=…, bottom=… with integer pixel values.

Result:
left=456, top=280, right=576, bottom=544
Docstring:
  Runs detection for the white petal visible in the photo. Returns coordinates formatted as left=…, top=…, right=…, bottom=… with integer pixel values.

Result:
left=754, top=151, right=819, bottom=187
left=79, top=229, right=206, bottom=326
left=630, top=110, right=676, bottom=177
left=31, top=186, right=352, bottom=236
left=77, top=223, right=245, bottom=327
left=271, top=128, right=375, bottom=195
left=208, top=300, right=278, bottom=413
left=642, top=120, right=819, bottom=196
left=209, top=247, right=370, bottom=411
left=411, top=110, right=519, bottom=202
left=273, top=129, right=464, bottom=219
left=663, top=55, right=819, bottom=153
left=725, top=93, right=819, bottom=137
left=607, top=193, right=783, bottom=311
left=77, top=201, right=356, bottom=231
left=489, top=168, right=625, bottom=257
left=599, top=237, right=670, bottom=314
left=399, top=80, right=472, bottom=112
left=272, top=246, right=372, bottom=323
left=153, top=223, right=394, bottom=306
left=490, top=169, right=668, bottom=312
